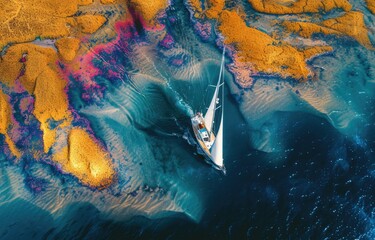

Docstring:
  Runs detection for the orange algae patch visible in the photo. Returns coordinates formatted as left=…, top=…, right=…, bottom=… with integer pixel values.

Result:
left=34, top=67, right=71, bottom=153
left=187, top=0, right=203, bottom=14
left=0, top=43, right=68, bottom=95
left=0, top=0, right=116, bottom=188
left=0, top=0, right=20, bottom=25
left=0, top=43, right=53, bottom=92
left=101, top=0, right=117, bottom=4
left=302, top=46, right=334, bottom=60
left=247, top=0, right=352, bottom=14
left=33, top=67, right=70, bottom=124
left=78, top=0, right=94, bottom=5
left=0, top=89, right=21, bottom=157
left=75, top=15, right=107, bottom=34
left=218, top=10, right=329, bottom=80
left=282, top=21, right=339, bottom=39
left=128, top=0, right=169, bottom=24
left=53, top=128, right=115, bottom=188
left=0, top=48, right=24, bottom=88
left=0, top=0, right=74, bottom=50
left=186, top=0, right=224, bottom=19
left=322, top=11, right=374, bottom=49
left=205, top=0, right=225, bottom=19
left=283, top=12, right=374, bottom=49
left=55, top=38, right=81, bottom=62
left=0, top=44, right=72, bottom=153
left=367, top=0, right=375, bottom=14
left=0, top=0, right=109, bottom=50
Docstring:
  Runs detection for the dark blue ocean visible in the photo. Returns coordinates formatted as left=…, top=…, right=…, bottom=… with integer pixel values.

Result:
left=76, top=99, right=375, bottom=240
left=4, top=83, right=374, bottom=239
left=14, top=96, right=373, bottom=240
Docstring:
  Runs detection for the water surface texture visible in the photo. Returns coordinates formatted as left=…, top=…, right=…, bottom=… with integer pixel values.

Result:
left=1, top=0, right=375, bottom=239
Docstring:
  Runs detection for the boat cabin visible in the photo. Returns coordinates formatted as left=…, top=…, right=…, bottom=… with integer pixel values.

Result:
left=192, top=113, right=212, bottom=144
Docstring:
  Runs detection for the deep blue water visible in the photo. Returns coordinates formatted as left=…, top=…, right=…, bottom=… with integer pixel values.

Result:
left=22, top=100, right=373, bottom=240
left=2, top=53, right=375, bottom=240
left=99, top=111, right=375, bottom=240
left=45, top=78, right=375, bottom=240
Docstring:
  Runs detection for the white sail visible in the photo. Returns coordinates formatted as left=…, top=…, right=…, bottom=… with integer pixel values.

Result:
left=210, top=96, right=224, bottom=167
left=204, top=47, right=225, bottom=133
left=210, top=51, right=224, bottom=169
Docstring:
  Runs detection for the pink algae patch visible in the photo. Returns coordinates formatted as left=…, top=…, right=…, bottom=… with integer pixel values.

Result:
left=64, top=15, right=146, bottom=86
left=194, top=21, right=212, bottom=41
left=159, top=34, right=175, bottom=49
left=19, top=96, right=34, bottom=114
left=227, top=53, right=256, bottom=88
left=170, top=58, right=184, bottom=66
left=60, top=9, right=168, bottom=103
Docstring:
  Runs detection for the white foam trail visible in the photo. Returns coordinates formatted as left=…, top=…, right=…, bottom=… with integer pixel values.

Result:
left=76, top=76, right=204, bottom=221
left=164, top=81, right=194, bottom=117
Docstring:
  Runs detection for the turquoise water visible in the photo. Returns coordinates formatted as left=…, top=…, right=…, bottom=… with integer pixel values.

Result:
left=2, top=45, right=375, bottom=238
left=1, top=0, right=375, bottom=239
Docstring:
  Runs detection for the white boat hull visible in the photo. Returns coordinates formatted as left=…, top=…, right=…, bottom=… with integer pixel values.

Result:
left=191, top=115, right=226, bottom=174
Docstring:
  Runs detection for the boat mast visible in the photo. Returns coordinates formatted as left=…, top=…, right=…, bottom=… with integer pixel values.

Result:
left=204, top=47, right=226, bottom=133
left=209, top=47, right=225, bottom=169
left=221, top=51, right=224, bottom=136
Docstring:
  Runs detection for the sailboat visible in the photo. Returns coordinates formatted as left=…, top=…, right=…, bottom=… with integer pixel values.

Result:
left=191, top=47, right=226, bottom=174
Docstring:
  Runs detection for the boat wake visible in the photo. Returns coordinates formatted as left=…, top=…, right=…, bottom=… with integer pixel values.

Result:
left=164, top=81, right=194, bottom=118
